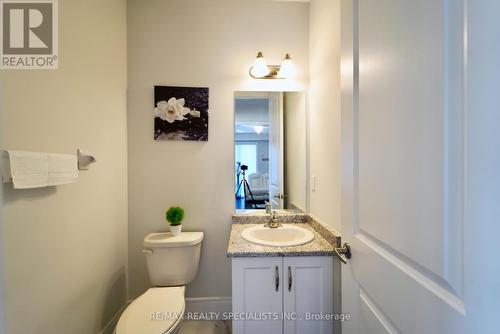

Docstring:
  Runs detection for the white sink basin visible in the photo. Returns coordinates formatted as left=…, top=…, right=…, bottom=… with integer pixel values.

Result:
left=241, top=224, right=314, bottom=247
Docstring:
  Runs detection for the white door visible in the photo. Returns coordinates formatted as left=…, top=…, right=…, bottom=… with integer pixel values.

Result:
left=283, top=257, right=333, bottom=334
left=268, top=92, right=284, bottom=209
left=340, top=0, right=500, bottom=333
left=232, top=257, right=283, bottom=334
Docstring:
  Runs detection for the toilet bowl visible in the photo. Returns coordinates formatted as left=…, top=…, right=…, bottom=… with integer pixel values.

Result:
left=115, top=287, right=185, bottom=334
left=115, top=232, right=204, bottom=334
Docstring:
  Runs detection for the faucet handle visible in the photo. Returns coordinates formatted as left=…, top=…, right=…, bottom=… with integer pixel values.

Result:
left=265, top=201, right=271, bottom=214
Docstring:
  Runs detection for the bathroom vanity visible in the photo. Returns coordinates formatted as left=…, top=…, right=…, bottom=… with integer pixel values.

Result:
left=231, top=256, right=332, bottom=334
left=227, top=214, right=339, bottom=334
left=230, top=91, right=339, bottom=334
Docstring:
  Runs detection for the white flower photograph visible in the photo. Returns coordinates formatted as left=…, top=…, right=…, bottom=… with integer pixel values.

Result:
left=154, top=86, right=209, bottom=141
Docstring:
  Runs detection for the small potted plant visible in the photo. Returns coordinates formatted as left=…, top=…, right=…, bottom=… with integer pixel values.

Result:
left=166, top=206, right=185, bottom=236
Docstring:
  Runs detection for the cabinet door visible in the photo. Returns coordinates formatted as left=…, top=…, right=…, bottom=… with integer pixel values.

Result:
left=232, top=257, right=283, bottom=334
left=283, top=256, right=333, bottom=334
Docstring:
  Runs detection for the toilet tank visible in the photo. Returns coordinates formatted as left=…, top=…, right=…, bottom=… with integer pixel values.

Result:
left=143, top=232, right=204, bottom=286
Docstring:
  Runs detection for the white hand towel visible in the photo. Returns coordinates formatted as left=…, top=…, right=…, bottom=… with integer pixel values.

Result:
left=3, top=150, right=79, bottom=189
left=47, top=153, right=78, bottom=186
left=4, top=150, right=50, bottom=189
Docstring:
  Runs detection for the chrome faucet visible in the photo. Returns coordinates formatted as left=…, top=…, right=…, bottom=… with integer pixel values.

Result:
left=264, top=201, right=282, bottom=228
left=265, top=201, right=272, bottom=214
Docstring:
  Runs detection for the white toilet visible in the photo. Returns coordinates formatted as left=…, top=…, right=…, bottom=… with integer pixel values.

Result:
left=115, top=231, right=204, bottom=334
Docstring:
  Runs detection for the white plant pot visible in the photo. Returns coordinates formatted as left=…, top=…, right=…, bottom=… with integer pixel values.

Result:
left=170, top=224, right=182, bottom=236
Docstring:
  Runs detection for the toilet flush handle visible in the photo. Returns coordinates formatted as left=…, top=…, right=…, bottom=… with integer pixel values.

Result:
left=142, top=249, right=153, bottom=254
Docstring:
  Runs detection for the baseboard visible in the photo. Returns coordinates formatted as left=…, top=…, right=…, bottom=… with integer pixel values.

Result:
left=185, top=296, right=232, bottom=314
left=98, top=300, right=132, bottom=334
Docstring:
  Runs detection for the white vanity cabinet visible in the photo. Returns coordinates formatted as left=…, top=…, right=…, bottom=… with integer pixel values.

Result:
left=232, top=256, right=333, bottom=334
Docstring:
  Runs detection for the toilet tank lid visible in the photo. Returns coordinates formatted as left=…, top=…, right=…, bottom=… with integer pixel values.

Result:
left=144, top=232, right=204, bottom=248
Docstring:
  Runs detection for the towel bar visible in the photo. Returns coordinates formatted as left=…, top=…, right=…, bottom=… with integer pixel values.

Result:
left=1, top=149, right=96, bottom=184
left=77, top=149, right=96, bottom=170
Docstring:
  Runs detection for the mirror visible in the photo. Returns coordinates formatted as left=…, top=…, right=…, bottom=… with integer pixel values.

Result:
left=234, top=91, right=307, bottom=212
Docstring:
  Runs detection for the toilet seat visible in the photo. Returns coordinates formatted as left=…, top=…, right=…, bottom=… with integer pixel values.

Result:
left=115, top=286, right=185, bottom=334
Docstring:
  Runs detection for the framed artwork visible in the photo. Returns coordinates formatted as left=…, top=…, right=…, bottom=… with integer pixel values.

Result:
left=153, top=85, right=209, bottom=141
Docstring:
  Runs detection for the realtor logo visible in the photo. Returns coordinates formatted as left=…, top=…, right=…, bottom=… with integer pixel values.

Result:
left=1, top=0, right=58, bottom=69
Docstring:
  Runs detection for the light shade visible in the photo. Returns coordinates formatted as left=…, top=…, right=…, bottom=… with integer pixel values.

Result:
left=253, top=125, right=264, bottom=134
left=249, top=52, right=270, bottom=78
left=277, top=54, right=295, bottom=78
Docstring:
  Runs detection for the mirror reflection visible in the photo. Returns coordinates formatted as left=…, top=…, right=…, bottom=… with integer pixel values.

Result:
left=234, top=91, right=306, bottom=212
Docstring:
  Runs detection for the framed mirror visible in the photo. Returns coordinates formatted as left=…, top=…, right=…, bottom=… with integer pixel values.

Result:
left=234, top=91, right=307, bottom=213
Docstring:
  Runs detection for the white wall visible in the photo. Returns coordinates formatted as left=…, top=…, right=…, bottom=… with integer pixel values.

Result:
left=284, top=92, right=307, bottom=211
left=235, top=98, right=269, bottom=123
left=309, top=2, right=342, bottom=333
left=0, top=0, right=128, bottom=333
left=309, top=0, right=342, bottom=232
left=127, top=0, right=308, bottom=299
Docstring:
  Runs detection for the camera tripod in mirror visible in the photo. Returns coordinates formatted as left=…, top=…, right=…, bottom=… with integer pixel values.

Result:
left=235, top=163, right=256, bottom=209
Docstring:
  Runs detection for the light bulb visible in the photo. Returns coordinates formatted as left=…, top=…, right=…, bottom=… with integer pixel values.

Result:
left=254, top=125, right=264, bottom=134
left=277, top=53, right=295, bottom=78
left=250, top=52, right=270, bottom=78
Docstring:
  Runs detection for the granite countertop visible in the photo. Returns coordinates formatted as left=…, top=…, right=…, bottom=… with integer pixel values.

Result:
left=227, top=223, right=335, bottom=257
left=233, top=210, right=308, bottom=225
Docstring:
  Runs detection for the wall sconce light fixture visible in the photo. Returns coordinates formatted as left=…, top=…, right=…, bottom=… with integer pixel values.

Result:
left=249, top=52, right=296, bottom=79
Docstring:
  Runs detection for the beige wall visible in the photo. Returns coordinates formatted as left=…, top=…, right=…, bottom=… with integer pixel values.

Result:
left=0, top=0, right=128, bottom=333
left=309, top=0, right=342, bottom=232
left=127, top=0, right=309, bottom=299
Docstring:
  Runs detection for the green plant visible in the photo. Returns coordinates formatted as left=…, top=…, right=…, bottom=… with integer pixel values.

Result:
left=166, top=206, right=185, bottom=226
